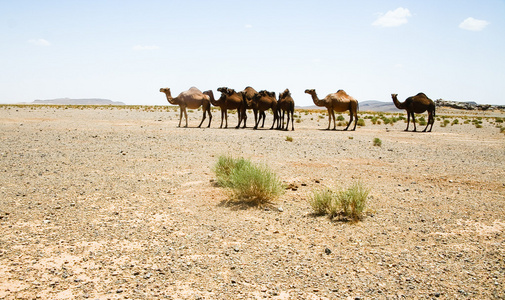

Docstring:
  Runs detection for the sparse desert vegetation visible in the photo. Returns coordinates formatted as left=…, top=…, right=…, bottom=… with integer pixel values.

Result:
left=0, top=104, right=504, bottom=299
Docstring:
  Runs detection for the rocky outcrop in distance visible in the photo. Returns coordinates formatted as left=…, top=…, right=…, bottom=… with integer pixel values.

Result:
left=436, top=99, right=505, bottom=111
left=30, top=98, right=125, bottom=105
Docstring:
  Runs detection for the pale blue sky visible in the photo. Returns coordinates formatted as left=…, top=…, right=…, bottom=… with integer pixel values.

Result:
left=1, top=0, right=504, bottom=106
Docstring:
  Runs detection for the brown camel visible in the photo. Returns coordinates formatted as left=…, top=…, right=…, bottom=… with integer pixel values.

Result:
left=240, top=86, right=259, bottom=128
left=159, top=87, right=212, bottom=128
left=304, top=89, right=359, bottom=131
left=391, top=93, right=435, bottom=132
left=211, top=87, right=247, bottom=128
left=250, top=90, right=278, bottom=130
left=204, top=88, right=245, bottom=129
left=277, top=89, right=295, bottom=131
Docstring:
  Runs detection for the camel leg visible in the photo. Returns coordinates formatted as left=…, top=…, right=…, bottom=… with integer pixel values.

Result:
left=235, top=110, right=241, bottom=129
left=281, top=110, right=285, bottom=130
left=253, top=109, right=259, bottom=130
left=422, top=113, right=429, bottom=132
left=291, top=110, right=295, bottom=131
left=219, top=110, right=224, bottom=128
left=424, top=111, right=433, bottom=132
left=178, top=108, right=183, bottom=127
left=352, top=111, right=358, bottom=131
left=207, top=107, right=212, bottom=128
left=198, top=108, right=206, bottom=128
left=242, top=109, right=248, bottom=128
left=237, top=108, right=246, bottom=129
left=325, top=109, right=331, bottom=130
left=428, top=111, right=434, bottom=132
left=224, top=110, right=228, bottom=129
left=183, top=108, right=189, bottom=128
left=411, top=113, right=417, bottom=132
left=330, top=110, right=337, bottom=130
left=270, top=110, right=277, bottom=130
left=284, top=111, right=289, bottom=131
left=344, top=112, right=352, bottom=131
left=405, top=113, right=410, bottom=131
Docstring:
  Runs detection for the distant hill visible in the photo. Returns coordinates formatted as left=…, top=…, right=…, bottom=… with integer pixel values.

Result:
left=297, top=100, right=398, bottom=113
left=29, top=98, right=126, bottom=105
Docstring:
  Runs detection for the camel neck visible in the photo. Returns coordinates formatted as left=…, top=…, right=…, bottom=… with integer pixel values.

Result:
left=392, top=96, right=404, bottom=109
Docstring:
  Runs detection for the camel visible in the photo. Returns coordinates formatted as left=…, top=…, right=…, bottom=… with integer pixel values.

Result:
left=204, top=88, right=245, bottom=129
left=304, top=89, right=359, bottom=131
left=159, top=87, right=212, bottom=128
left=241, top=86, right=259, bottom=128
left=250, top=90, right=278, bottom=130
left=277, top=89, right=295, bottom=131
left=391, top=93, right=435, bottom=132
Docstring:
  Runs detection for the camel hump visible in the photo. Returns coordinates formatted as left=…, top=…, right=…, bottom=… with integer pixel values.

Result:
left=416, top=92, right=428, bottom=98
left=336, top=89, right=349, bottom=96
left=187, top=87, right=202, bottom=93
left=279, top=89, right=290, bottom=99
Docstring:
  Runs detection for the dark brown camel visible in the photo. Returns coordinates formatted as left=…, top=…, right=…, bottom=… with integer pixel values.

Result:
left=240, top=86, right=259, bottom=128
left=277, top=89, right=295, bottom=131
left=206, top=87, right=246, bottom=129
left=250, top=90, right=278, bottom=130
left=159, top=87, right=212, bottom=128
left=391, top=93, right=435, bottom=132
left=304, top=89, right=359, bottom=131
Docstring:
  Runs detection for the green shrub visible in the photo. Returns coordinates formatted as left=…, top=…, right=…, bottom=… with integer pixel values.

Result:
left=337, top=114, right=345, bottom=121
left=308, top=181, right=370, bottom=221
left=308, top=189, right=334, bottom=215
left=373, top=138, right=382, bottom=147
left=213, top=155, right=284, bottom=205
left=357, top=119, right=365, bottom=126
left=213, top=155, right=250, bottom=188
left=451, top=119, right=459, bottom=126
left=335, top=181, right=370, bottom=220
left=285, top=136, right=293, bottom=142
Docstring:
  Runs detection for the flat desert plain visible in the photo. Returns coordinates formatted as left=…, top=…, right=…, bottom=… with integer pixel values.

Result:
left=1, top=105, right=504, bottom=299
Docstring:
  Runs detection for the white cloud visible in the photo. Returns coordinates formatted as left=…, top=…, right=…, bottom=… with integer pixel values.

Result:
left=28, top=38, right=51, bottom=46
left=459, top=17, right=489, bottom=31
left=132, top=45, right=160, bottom=51
left=372, top=7, right=411, bottom=27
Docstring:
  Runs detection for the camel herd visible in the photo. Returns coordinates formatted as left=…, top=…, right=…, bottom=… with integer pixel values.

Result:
left=159, top=87, right=436, bottom=132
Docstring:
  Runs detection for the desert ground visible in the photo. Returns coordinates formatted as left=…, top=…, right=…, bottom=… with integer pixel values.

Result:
left=1, top=105, right=504, bottom=299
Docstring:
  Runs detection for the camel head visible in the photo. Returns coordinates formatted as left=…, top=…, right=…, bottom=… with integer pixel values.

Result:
left=391, top=94, right=398, bottom=100
left=304, top=89, right=315, bottom=95
left=217, top=87, right=233, bottom=95
left=160, top=87, right=170, bottom=94
left=203, top=90, right=214, bottom=99
left=279, top=89, right=291, bottom=100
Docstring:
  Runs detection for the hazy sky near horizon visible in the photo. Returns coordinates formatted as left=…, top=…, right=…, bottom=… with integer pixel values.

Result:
left=1, top=0, right=504, bottom=106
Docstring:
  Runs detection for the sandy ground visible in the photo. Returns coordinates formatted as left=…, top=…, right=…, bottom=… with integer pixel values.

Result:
left=0, top=105, right=504, bottom=299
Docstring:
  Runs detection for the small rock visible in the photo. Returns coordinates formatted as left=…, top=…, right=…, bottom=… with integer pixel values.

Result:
left=277, top=207, right=283, bottom=212
left=324, top=248, right=332, bottom=255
